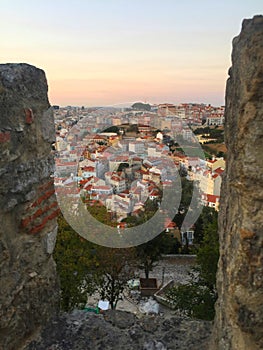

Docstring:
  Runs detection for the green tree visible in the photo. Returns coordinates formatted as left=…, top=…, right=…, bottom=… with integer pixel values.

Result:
left=103, top=125, right=120, bottom=134
left=55, top=216, right=137, bottom=311
left=166, top=281, right=216, bottom=320
left=159, top=233, right=181, bottom=254
left=173, top=177, right=194, bottom=229
left=194, top=207, right=218, bottom=245
left=121, top=198, right=159, bottom=228
left=136, top=234, right=163, bottom=279
left=135, top=196, right=183, bottom=270
left=166, top=208, right=219, bottom=320
left=143, top=198, right=160, bottom=219
left=93, top=247, right=136, bottom=309
left=217, top=150, right=225, bottom=158
left=126, top=124, right=139, bottom=133
left=87, top=201, right=115, bottom=226
left=54, top=215, right=97, bottom=311
left=117, top=162, right=129, bottom=172
left=196, top=216, right=219, bottom=290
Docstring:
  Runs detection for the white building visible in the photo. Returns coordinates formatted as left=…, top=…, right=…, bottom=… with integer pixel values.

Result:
left=206, top=114, right=224, bottom=126
left=129, top=141, right=145, bottom=154
left=181, top=230, right=195, bottom=245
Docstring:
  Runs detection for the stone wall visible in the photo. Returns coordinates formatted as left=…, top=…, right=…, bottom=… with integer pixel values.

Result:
left=0, top=64, right=59, bottom=350
left=212, top=16, right=263, bottom=350
left=25, top=310, right=212, bottom=350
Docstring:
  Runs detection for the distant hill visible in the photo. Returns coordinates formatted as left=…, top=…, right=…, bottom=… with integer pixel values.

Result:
left=131, top=102, right=151, bottom=111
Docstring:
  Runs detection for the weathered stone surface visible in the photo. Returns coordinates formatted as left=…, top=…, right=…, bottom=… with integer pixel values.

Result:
left=24, top=310, right=212, bottom=350
left=104, top=309, right=136, bottom=329
left=211, top=16, right=263, bottom=350
left=0, top=64, right=59, bottom=350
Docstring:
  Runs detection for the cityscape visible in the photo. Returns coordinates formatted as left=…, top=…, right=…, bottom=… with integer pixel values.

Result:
left=54, top=102, right=225, bottom=246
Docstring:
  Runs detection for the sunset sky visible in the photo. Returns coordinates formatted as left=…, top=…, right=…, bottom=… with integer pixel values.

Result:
left=1, top=0, right=262, bottom=107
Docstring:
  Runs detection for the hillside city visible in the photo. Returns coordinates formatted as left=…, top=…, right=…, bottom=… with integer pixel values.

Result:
left=54, top=102, right=225, bottom=246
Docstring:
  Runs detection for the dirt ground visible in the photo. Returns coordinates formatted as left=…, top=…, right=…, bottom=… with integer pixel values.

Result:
left=204, top=142, right=227, bottom=154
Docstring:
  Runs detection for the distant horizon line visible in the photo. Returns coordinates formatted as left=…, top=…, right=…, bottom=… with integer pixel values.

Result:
left=51, top=101, right=226, bottom=108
